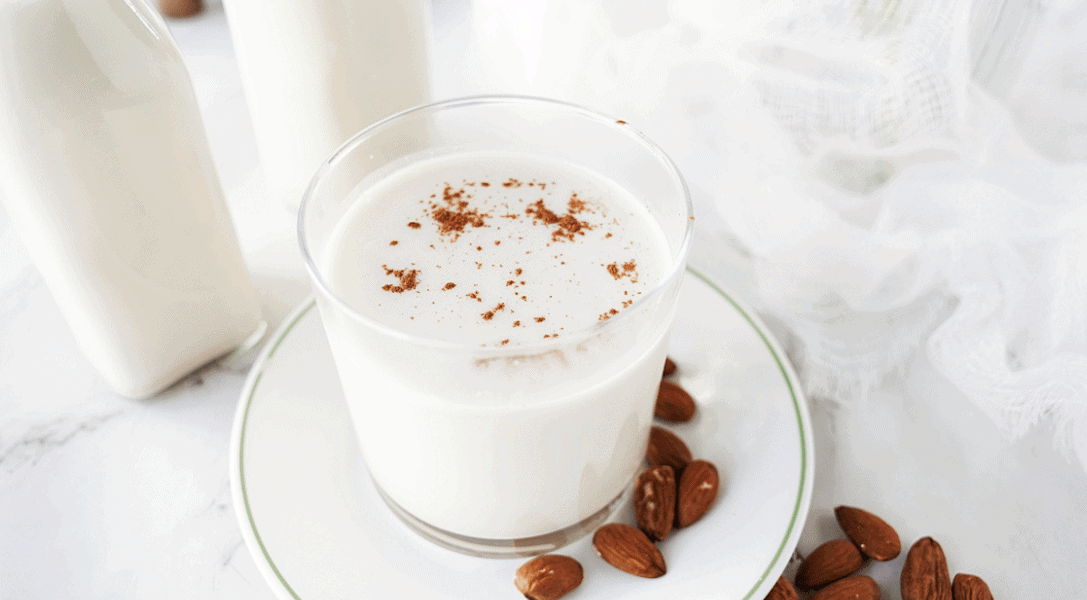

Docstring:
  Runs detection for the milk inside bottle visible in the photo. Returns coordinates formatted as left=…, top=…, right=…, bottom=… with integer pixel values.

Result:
left=0, top=0, right=263, bottom=398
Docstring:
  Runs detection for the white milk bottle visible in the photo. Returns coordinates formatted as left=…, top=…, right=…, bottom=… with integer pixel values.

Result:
left=0, top=0, right=264, bottom=399
left=221, top=0, right=433, bottom=212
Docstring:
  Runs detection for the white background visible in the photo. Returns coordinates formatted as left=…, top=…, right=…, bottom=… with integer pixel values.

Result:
left=1, top=1, right=1084, bottom=598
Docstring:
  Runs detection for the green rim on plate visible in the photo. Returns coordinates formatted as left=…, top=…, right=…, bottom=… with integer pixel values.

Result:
left=237, top=267, right=809, bottom=600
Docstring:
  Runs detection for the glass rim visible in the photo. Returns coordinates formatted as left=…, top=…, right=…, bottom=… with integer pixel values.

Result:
left=297, top=94, right=694, bottom=354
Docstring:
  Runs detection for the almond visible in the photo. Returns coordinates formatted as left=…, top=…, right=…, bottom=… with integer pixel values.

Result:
left=646, top=426, right=692, bottom=472
left=952, top=573, right=993, bottom=600
left=794, top=539, right=865, bottom=590
left=901, top=537, right=951, bottom=600
left=663, top=356, right=678, bottom=377
left=592, top=523, right=667, bottom=578
left=765, top=575, right=799, bottom=600
left=655, top=380, right=696, bottom=422
left=834, top=505, right=901, bottom=561
left=158, top=0, right=204, bottom=18
left=514, top=554, right=583, bottom=600
left=810, top=575, right=881, bottom=600
left=634, top=465, right=676, bottom=542
left=676, top=459, right=719, bottom=527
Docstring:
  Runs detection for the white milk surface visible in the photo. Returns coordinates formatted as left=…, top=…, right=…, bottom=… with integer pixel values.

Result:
left=317, top=152, right=679, bottom=539
left=0, top=1, right=262, bottom=398
left=326, top=152, right=669, bottom=347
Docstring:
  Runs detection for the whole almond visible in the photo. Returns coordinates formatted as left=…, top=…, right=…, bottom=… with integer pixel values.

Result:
left=634, top=465, right=676, bottom=542
left=794, top=539, right=865, bottom=590
left=952, top=573, right=993, bottom=600
left=514, top=554, right=583, bottom=600
left=158, top=0, right=204, bottom=18
left=655, top=380, right=696, bottom=422
left=765, top=575, right=799, bottom=600
left=663, top=356, right=678, bottom=377
left=592, top=523, right=667, bottom=578
left=676, top=459, right=719, bottom=527
left=901, top=537, right=951, bottom=600
left=835, top=505, right=901, bottom=561
left=810, top=575, right=881, bottom=600
left=646, top=426, right=692, bottom=472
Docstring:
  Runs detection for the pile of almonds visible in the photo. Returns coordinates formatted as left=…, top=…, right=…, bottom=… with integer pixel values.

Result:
left=514, top=357, right=720, bottom=599
left=766, top=506, right=994, bottom=600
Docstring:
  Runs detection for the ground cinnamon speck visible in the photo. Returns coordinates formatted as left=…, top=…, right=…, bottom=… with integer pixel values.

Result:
left=380, top=266, right=419, bottom=293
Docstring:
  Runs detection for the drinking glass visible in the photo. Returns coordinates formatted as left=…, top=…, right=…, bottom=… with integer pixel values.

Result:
left=299, top=96, right=692, bottom=557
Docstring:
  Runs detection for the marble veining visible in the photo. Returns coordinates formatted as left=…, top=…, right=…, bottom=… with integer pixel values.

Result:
left=0, top=410, right=126, bottom=475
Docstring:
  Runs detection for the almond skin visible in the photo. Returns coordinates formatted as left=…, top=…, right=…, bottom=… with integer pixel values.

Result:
left=952, top=573, right=993, bottom=600
left=634, top=465, right=676, bottom=542
left=663, top=356, right=678, bottom=377
left=901, top=537, right=952, bottom=600
left=676, top=459, right=719, bottom=527
left=646, top=426, right=692, bottom=472
left=655, top=380, right=696, bottom=422
left=810, top=575, right=881, bottom=600
left=592, top=523, right=667, bottom=578
left=835, top=505, right=901, bottom=561
left=765, top=575, right=799, bottom=600
left=514, top=555, right=583, bottom=600
left=794, top=539, right=865, bottom=590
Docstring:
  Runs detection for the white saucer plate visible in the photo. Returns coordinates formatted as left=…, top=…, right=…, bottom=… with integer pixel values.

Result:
left=229, top=268, right=814, bottom=599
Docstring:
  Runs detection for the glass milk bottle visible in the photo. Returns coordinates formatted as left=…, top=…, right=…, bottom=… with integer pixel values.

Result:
left=221, top=0, right=432, bottom=212
left=0, top=0, right=264, bottom=398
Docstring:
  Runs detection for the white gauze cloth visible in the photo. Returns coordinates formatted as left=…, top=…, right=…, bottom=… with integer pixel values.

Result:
left=467, top=0, right=1087, bottom=467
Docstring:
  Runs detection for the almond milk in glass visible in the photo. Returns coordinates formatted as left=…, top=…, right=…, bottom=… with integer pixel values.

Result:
left=300, top=97, right=692, bottom=557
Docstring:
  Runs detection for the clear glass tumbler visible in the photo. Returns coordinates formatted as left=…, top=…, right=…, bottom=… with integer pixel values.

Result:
left=299, top=96, right=692, bottom=557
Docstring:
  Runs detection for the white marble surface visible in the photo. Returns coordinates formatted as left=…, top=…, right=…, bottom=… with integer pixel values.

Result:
left=1, top=2, right=1085, bottom=599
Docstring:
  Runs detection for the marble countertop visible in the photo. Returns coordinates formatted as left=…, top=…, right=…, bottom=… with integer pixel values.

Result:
left=2, top=3, right=1084, bottom=599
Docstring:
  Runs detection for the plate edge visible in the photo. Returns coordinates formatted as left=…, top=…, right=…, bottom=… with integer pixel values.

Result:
left=229, top=268, right=814, bottom=600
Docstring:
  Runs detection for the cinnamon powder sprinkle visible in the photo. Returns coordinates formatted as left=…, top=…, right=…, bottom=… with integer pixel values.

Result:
left=443, top=282, right=456, bottom=290
left=380, top=266, right=419, bottom=293
left=525, top=199, right=592, bottom=242
left=389, top=240, right=398, bottom=246
left=605, top=260, right=638, bottom=281
left=407, top=222, right=421, bottom=229
left=567, top=193, right=587, bottom=214
left=535, top=316, right=546, bottom=323
left=481, top=303, right=505, bottom=321
left=427, top=185, right=488, bottom=240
